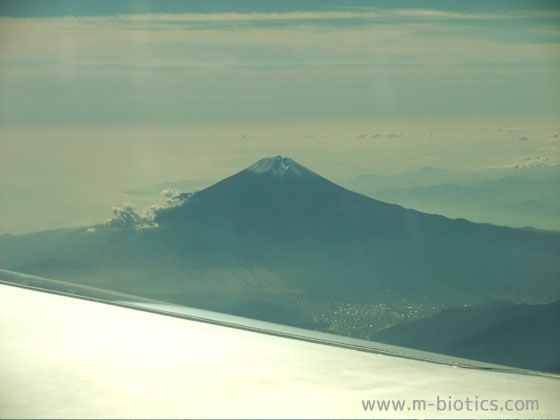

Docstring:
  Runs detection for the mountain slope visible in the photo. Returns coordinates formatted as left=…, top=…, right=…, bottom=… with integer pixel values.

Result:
left=373, top=301, right=560, bottom=373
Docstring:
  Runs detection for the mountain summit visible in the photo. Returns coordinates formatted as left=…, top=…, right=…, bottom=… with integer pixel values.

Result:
left=245, top=156, right=316, bottom=178
left=157, top=154, right=363, bottom=236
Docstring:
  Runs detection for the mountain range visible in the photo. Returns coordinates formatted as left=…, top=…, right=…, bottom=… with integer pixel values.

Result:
left=342, top=169, right=560, bottom=231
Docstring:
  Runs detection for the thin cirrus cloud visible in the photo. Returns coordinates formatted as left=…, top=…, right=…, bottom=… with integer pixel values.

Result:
left=488, top=155, right=560, bottom=169
left=355, top=133, right=404, bottom=139
left=466, top=128, right=530, bottom=134
left=0, top=6, right=559, bottom=126
left=2, top=9, right=559, bottom=64
left=70, top=9, right=560, bottom=25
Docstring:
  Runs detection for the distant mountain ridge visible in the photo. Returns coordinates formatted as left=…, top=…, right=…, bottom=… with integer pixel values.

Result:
left=342, top=164, right=560, bottom=230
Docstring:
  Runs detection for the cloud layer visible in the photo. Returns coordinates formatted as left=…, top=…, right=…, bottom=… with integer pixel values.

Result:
left=1, top=7, right=559, bottom=126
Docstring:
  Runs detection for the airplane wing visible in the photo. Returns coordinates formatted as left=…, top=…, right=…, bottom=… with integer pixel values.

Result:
left=1, top=271, right=558, bottom=419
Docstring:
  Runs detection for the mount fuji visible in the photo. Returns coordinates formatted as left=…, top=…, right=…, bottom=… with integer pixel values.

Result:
left=1, top=156, right=559, bottom=310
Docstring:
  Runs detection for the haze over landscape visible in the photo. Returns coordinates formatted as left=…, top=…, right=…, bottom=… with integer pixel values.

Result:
left=1, top=0, right=559, bottom=373
left=2, top=0, right=560, bottom=235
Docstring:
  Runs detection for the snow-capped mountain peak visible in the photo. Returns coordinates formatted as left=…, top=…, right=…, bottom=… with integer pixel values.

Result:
left=245, top=156, right=315, bottom=178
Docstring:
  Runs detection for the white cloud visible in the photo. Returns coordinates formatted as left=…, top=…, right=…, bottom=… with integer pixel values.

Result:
left=484, top=156, right=504, bottom=162
left=1, top=8, right=558, bottom=129
left=105, top=204, right=158, bottom=229
left=506, top=128, right=527, bottom=135
left=488, top=155, right=560, bottom=169
left=2, top=10, right=559, bottom=73
left=104, top=190, right=191, bottom=229
left=161, top=188, right=178, bottom=199
left=466, top=127, right=528, bottom=135
left=360, top=132, right=404, bottom=140
left=156, top=190, right=190, bottom=211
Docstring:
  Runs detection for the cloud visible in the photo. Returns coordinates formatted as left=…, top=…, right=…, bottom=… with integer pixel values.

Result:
left=465, top=127, right=492, bottom=134
left=519, top=136, right=529, bottom=142
left=4, top=10, right=558, bottom=70
left=51, top=10, right=560, bottom=27
left=105, top=204, right=158, bottom=229
left=2, top=8, right=559, bottom=127
left=484, top=156, right=504, bottom=163
left=539, top=145, right=559, bottom=153
left=161, top=187, right=178, bottom=199
left=506, top=128, right=527, bottom=135
left=361, top=132, right=403, bottom=140
left=421, top=155, right=437, bottom=161
left=488, top=155, right=560, bottom=169
left=466, top=127, right=530, bottom=136
left=157, top=188, right=190, bottom=210
left=105, top=189, right=190, bottom=229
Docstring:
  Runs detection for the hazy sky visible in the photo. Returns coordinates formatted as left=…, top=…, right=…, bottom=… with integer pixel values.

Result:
left=1, top=1, right=559, bottom=233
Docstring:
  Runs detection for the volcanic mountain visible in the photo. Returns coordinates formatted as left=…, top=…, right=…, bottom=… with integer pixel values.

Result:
left=1, top=156, right=559, bottom=306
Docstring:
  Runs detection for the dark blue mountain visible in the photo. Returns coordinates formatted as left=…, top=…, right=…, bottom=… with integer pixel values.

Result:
left=1, top=156, right=559, bottom=305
